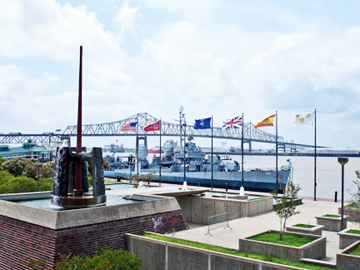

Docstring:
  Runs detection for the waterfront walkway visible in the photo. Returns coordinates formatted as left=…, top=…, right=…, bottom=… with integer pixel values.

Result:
left=173, top=198, right=358, bottom=264
left=105, top=179, right=357, bottom=265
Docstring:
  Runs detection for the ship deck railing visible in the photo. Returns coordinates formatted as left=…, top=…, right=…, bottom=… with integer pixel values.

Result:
left=205, top=212, right=233, bottom=236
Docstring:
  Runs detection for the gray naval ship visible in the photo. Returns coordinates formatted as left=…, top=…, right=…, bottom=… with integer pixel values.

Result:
left=104, top=135, right=292, bottom=192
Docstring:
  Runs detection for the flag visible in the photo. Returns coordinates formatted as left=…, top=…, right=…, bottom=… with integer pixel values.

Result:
left=144, top=120, right=161, bottom=132
left=121, top=122, right=137, bottom=132
left=223, top=116, right=242, bottom=129
left=294, top=112, right=314, bottom=125
left=254, top=114, right=275, bottom=128
left=194, top=117, right=212, bottom=129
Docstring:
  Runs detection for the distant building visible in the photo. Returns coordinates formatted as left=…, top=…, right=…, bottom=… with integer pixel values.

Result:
left=0, top=140, right=54, bottom=162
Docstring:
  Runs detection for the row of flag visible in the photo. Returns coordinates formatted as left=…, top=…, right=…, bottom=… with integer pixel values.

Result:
left=120, top=112, right=315, bottom=132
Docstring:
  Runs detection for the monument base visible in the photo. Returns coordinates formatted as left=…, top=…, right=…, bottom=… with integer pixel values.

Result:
left=51, top=194, right=107, bottom=208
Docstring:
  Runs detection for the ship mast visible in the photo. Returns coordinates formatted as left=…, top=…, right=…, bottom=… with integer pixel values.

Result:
left=179, top=106, right=184, bottom=149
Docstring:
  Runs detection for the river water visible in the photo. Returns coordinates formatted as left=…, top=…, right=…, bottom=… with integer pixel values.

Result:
left=235, top=155, right=360, bottom=201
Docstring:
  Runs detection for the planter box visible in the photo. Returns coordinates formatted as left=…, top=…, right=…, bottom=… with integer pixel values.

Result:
left=238, top=230, right=326, bottom=262
left=126, top=233, right=308, bottom=270
left=286, top=224, right=324, bottom=236
left=338, top=229, right=360, bottom=249
left=316, top=215, right=348, bottom=231
left=337, top=240, right=360, bottom=270
left=338, top=206, right=360, bottom=222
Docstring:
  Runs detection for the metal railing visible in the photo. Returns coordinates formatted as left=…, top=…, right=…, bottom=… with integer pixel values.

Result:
left=205, top=212, right=233, bottom=236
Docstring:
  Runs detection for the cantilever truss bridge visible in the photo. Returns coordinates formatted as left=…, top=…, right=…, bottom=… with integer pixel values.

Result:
left=0, top=112, right=319, bottom=152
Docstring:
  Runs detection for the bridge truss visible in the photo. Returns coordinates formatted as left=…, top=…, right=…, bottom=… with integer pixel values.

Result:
left=61, top=112, right=316, bottom=151
left=0, top=112, right=318, bottom=151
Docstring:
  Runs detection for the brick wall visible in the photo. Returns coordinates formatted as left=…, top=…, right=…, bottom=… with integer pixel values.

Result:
left=0, top=210, right=188, bottom=269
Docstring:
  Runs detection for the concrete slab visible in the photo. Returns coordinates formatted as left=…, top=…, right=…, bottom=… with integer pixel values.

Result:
left=173, top=198, right=359, bottom=263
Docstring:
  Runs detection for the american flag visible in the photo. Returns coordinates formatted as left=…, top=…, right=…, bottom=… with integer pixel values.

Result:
left=121, top=122, right=137, bottom=132
left=222, top=116, right=242, bottom=129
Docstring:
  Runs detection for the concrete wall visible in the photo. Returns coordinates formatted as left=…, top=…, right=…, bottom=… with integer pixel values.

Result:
left=126, top=233, right=308, bottom=270
left=338, top=229, right=360, bottom=249
left=238, top=231, right=326, bottom=262
left=337, top=240, right=360, bottom=270
left=0, top=196, right=188, bottom=269
left=176, top=195, right=273, bottom=224
left=316, top=215, right=348, bottom=232
left=285, top=225, right=324, bottom=236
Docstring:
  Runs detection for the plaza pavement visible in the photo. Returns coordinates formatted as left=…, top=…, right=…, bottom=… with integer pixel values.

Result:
left=105, top=180, right=358, bottom=264
left=173, top=198, right=358, bottom=264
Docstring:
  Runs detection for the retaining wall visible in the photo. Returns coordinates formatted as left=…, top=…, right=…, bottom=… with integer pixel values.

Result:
left=338, top=229, right=360, bottom=249
left=126, top=233, right=309, bottom=270
left=176, top=195, right=273, bottom=224
left=238, top=231, right=326, bottom=262
left=337, top=240, right=360, bottom=270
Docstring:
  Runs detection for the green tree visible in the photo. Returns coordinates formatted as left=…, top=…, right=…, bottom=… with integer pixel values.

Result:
left=348, top=170, right=360, bottom=227
left=0, top=170, right=15, bottom=193
left=0, top=157, right=6, bottom=167
left=0, top=157, right=54, bottom=180
left=0, top=171, right=53, bottom=194
left=272, top=181, right=301, bottom=240
left=131, top=172, right=155, bottom=185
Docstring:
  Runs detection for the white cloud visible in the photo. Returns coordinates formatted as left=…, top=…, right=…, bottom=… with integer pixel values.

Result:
left=0, top=0, right=359, bottom=148
left=114, top=2, right=140, bottom=32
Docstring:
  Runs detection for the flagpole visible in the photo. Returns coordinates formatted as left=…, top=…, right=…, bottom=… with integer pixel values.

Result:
left=314, top=109, right=317, bottom=201
left=275, top=111, right=279, bottom=193
left=241, top=113, right=244, bottom=188
left=136, top=114, right=139, bottom=176
left=183, top=118, right=186, bottom=184
left=211, top=115, right=213, bottom=190
left=159, top=119, right=162, bottom=186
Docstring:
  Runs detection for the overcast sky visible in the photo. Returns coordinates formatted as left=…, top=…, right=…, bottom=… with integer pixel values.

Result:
left=0, top=0, right=359, bottom=149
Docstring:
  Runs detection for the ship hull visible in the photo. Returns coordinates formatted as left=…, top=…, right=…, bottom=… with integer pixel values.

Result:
left=104, top=169, right=290, bottom=192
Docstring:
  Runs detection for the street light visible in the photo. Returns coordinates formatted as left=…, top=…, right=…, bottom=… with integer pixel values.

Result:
left=338, top=157, right=348, bottom=230
left=35, top=163, right=43, bottom=192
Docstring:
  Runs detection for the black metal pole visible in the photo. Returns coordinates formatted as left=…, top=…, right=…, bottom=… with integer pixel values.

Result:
left=341, top=163, right=345, bottom=230
left=183, top=121, right=186, bottom=184
left=241, top=113, right=244, bottom=187
left=211, top=116, right=213, bottom=190
left=314, top=109, right=317, bottom=201
left=275, top=111, right=279, bottom=193
left=338, top=157, right=348, bottom=230
left=159, top=119, right=162, bottom=186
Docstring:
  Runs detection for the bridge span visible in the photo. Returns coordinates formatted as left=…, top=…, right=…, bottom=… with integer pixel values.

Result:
left=0, top=113, right=323, bottom=152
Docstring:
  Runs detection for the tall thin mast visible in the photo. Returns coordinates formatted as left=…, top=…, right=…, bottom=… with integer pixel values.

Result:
left=241, top=113, right=244, bottom=187
left=211, top=115, right=213, bottom=190
left=275, top=111, right=279, bottom=192
left=75, top=46, right=83, bottom=192
left=159, top=119, right=162, bottom=186
left=314, top=109, right=317, bottom=201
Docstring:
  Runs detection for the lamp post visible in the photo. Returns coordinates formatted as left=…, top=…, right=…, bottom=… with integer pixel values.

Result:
left=338, top=157, right=348, bottom=230
left=36, top=164, right=43, bottom=191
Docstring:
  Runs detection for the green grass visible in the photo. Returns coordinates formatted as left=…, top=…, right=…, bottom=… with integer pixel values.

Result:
left=345, top=203, right=360, bottom=209
left=349, top=244, right=360, bottom=256
left=141, top=233, right=332, bottom=270
left=322, top=214, right=341, bottom=218
left=293, top=224, right=315, bottom=229
left=347, top=229, right=360, bottom=235
left=248, top=231, right=316, bottom=247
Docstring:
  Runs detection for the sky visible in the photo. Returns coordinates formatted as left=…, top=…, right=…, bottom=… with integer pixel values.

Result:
left=0, top=0, right=359, bottom=149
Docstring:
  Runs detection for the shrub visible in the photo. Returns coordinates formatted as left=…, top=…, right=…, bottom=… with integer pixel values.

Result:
left=0, top=172, right=53, bottom=194
left=54, top=245, right=142, bottom=270
left=0, top=158, right=54, bottom=180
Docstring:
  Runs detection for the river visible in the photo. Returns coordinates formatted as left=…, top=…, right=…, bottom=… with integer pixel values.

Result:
left=235, top=155, right=360, bottom=201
